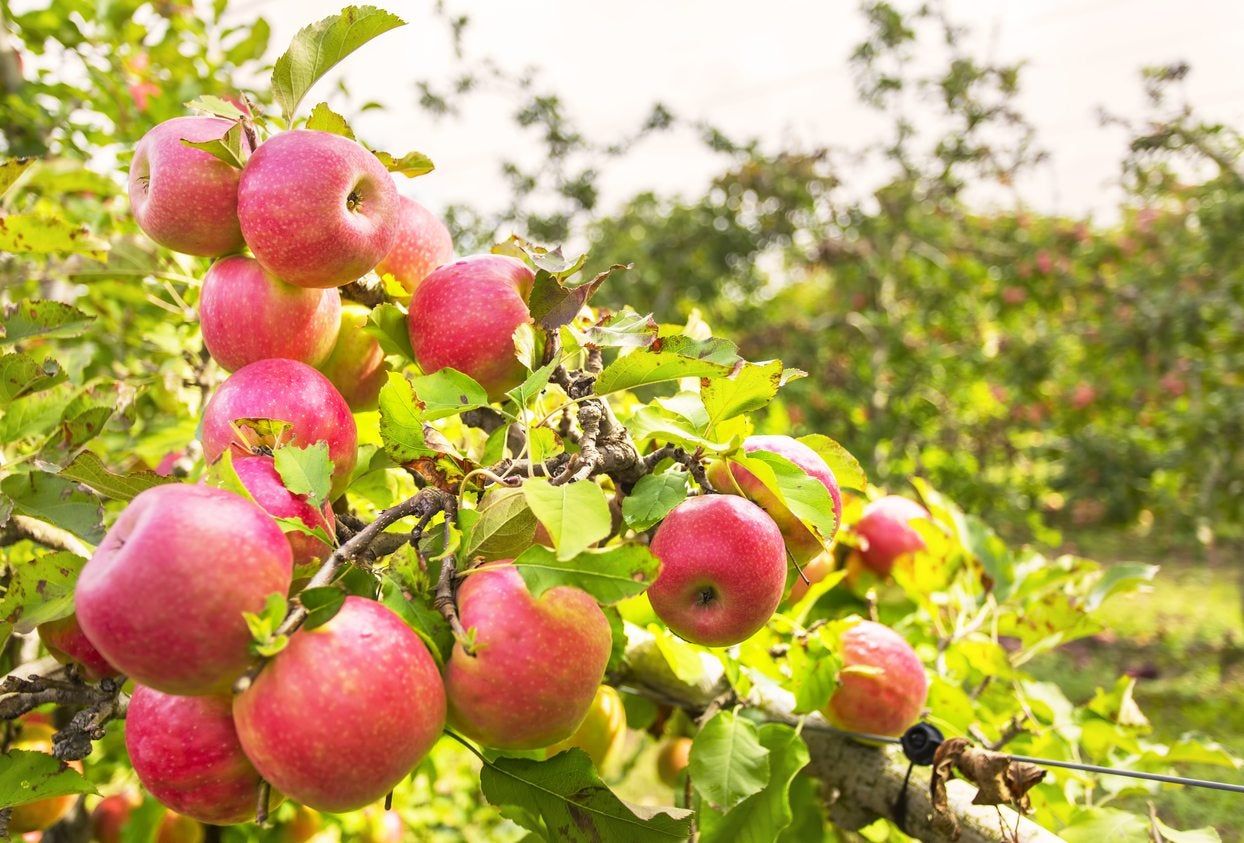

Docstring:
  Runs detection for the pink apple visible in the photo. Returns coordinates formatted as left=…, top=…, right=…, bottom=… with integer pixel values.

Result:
left=375, top=195, right=454, bottom=295
left=198, top=256, right=341, bottom=372
left=317, top=302, right=386, bottom=411
left=824, top=620, right=928, bottom=737
left=648, top=495, right=786, bottom=647
left=855, top=495, right=930, bottom=575
left=237, top=130, right=399, bottom=288
left=75, top=484, right=292, bottom=695
left=233, top=597, right=445, bottom=813
left=126, top=685, right=274, bottom=824
left=232, top=455, right=335, bottom=572
left=444, top=562, right=611, bottom=750
left=128, top=116, right=252, bottom=257
left=407, top=255, right=534, bottom=398
left=707, top=434, right=842, bottom=564
left=200, top=359, right=358, bottom=497
left=37, top=613, right=118, bottom=680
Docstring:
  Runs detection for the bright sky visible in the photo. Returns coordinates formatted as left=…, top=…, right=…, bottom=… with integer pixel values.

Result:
left=233, top=0, right=1244, bottom=222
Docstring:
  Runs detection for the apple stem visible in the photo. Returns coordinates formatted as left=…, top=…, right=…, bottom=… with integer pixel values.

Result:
left=254, top=780, right=271, bottom=826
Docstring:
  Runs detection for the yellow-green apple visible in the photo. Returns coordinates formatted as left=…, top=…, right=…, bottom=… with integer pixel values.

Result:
left=279, top=806, right=322, bottom=843
left=359, top=807, right=403, bottom=843
left=444, top=561, right=611, bottom=750
left=91, top=792, right=141, bottom=843
left=237, top=130, right=399, bottom=288
left=317, top=302, right=386, bottom=411
left=786, top=551, right=835, bottom=604
left=128, top=116, right=252, bottom=256
left=233, top=597, right=445, bottom=813
left=648, top=496, right=786, bottom=647
left=545, top=685, right=627, bottom=768
left=375, top=195, right=454, bottom=295
left=656, top=737, right=692, bottom=787
left=198, top=256, right=341, bottom=372
left=37, top=613, right=118, bottom=680
left=158, top=812, right=205, bottom=843
left=855, top=495, right=930, bottom=576
left=707, top=434, right=842, bottom=564
left=75, top=484, right=292, bottom=695
left=8, top=716, right=81, bottom=834
left=407, top=255, right=534, bottom=398
left=232, top=455, right=335, bottom=572
left=824, top=620, right=928, bottom=737
left=200, top=359, right=358, bottom=498
left=126, top=686, right=274, bottom=824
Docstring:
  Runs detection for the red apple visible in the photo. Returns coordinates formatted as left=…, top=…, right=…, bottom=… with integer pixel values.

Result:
left=375, top=195, right=454, bottom=295
left=92, top=792, right=141, bottom=843
left=237, top=130, right=399, bottom=288
left=707, top=434, right=842, bottom=564
left=198, top=256, right=341, bottom=372
left=824, top=620, right=928, bottom=737
left=855, top=495, right=929, bottom=576
left=200, top=359, right=358, bottom=498
left=128, top=116, right=252, bottom=256
left=75, top=483, right=293, bottom=695
left=232, top=455, right=335, bottom=572
left=126, top=686, right=273, bottom=824
left=37, top=613, right=118, bottom=680
left=545, top=684, right=627, bottom=768
left=445, top=562, right=611, bottom=750
left=648, top=495, right=786, bottom=647
left=407, top=255, right=534, bottom=398
left=317, top=302, right=387, bottom=411
left=656, top=737, right=692, bottom=787
left=233, top=597, right=445, bottom=813
left=8, top=717, right=82, bottom=834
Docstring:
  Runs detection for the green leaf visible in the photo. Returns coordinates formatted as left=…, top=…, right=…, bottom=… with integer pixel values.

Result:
left=271, top=5, right=406, bottom=121
left=477, top=748, right=693, bottom=842
left=0, top=157, right=35, bottom=198
left=690, top=710, right=771, bottom=812
left=305, top=102, right=355, bottom=138
left=0, top=211, right=107, bottom=259
left=702, top=360, right=784, bottom=430
left=365, top=302, right=415, bottom=362
left=377, top=372, right=434, bottom=462
left=0, top=551, right=86, bottom=643
left=1061, top=807, right=1151, bottom=843
left=118, top=796, right=167, bottom=843
left=1087, top=561, right=1159, bottom=611
left=0, top=382, right=75, bottom=444
left=521, top=478, right=612, bottom=560
left=372, top=149, right=435, bottom=177
left=0, top=300, right=94, bottom=345
left=184, top=95, right=249, bottom=121
left=0, top=749, right=97, bottom=810
left=511, top=545, right=661, bottom=605
left=298, top=586, right=345, bottom=630
left=581, top=309, right=659, bottom=349
left=1, top=472, right=103, bottom=544
left=379, top=576, right=453, bottom=664
left=273, top=441, right=333, bottom=507
left=796, top=434, right=866, bottom=492
left=180, top=120, right=245, bottom=168
left=789, top=650, right=840, bottom=714
left=37, top=404, right=114, bottom=465
left=58, top=451, right=175, bottom=502
left=463, top=488, right=537, bottom=563
left=594, top=336, right=741, bottom=395
left=621, top=471, right=688, bottom=531
left=411, top=368, right=489, bottom=420
left=243, top=592, right=289, bottom=655
left=1151, top=817, right=1223, bottom=843
left=647, top=624, right=707, bottom=685
left=698, top=724, right=810, bottom=843
left=733, top=450, right=839, bottom=549
left=506, top=358, right=558, bottom=409
left=0, top=351, right=64, bottom=402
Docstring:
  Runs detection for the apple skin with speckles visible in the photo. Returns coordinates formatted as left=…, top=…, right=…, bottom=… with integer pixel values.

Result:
left=37, top=612, right=119, bottom=680
left=824, top=620, right=928, bottom=737
left=75, top=484, right=292, bottom=695
left=318, top=302, right=387, bottom=411
left=126, top=686, right=275, bottom=824
left=375, top=195, right=454, bottom=295
left=445, top=562, right=611, bottom=750
left=199, top=255, right=341, bottom=372
left=233, top=597, right=446, bottom=813
left=407, top=255, right=534, bottom=398
left=128, top=116, right=253, bottom=257
left=707, top=434, right=842, bottom=565
left=855, top=495, right=930, bottom=575
left=238, top=130, right=399, bottom=289
left=232, top=455, right=335, bottom=572
left=648, top=495, right=787, bottom=647
left=200, top=359, right=358, bottom=498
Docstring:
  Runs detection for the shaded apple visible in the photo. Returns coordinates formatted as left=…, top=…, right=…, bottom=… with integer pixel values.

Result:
left=238, top=130, right=399, bottom=288
left=706, top=434, right=842, bottom=564
left=648, top=495, right=786, bottom=647
left=824, top=620, right=928, bottom=737
left=317, top=302, right=387, bottom=411
left=375, top=195, right=454, bottom=295
left=279, top=806, right=321, bottom=843
left=545, top=684, right=627, bottom=768
left=445, top=562, right=611, bottom=750
left=855, top=495, right=930, bottom=576
left=126, top=686, right=274, bottom=824
left=92, top=792, right=141, bottom=843
left=233, top=597, right=445, bottom=813
left=8, top=716, right=81, bottom=834
left=200, top=359, right=358, bottom=497
left=198, top=255, right=341, bottom=372
left=75, top=483, right=292, bottom=695
left=656, top=736, right=692, bottom=787
left=128, top=116, right=253, bottom=256
left=232, top=455, right=335, bottom=572
left=37, top=613, right=118, bottom=680
left=158, top=811, right=205, bottom=843
left=407, top=255, right=534, bottom=398
left=786, top=551, right=835, bottom=604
